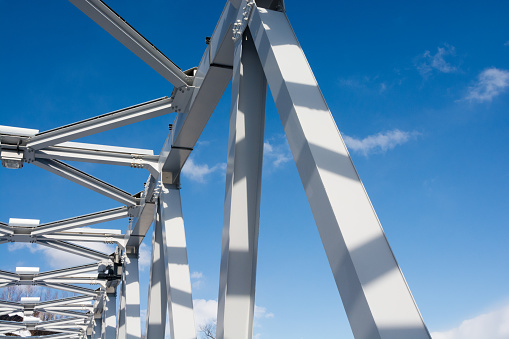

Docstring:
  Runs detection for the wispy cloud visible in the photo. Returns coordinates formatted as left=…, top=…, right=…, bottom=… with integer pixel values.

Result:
left=182, top=158, right=226, bottom=183
left=431, top=303, right=509, bottom=339
left=504, top=41, right=509, bottom=46
left=190, top=271, right=204, bottom=289
left=264, top=136, right=292, bottom=170
left=339, top=75, right=389, bottom=94
left=417, top=44, right=457, bottom=77
left=343, top=129, right=419, bottom=156
left=464, top=67, right=509, bottom=102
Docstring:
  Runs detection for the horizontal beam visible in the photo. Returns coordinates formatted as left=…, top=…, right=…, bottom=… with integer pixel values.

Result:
left=68, top=0, right=192, bottom=87
left=37, top=240, right=112, bottom=261
left=33, top=159, right=139, bottom=206
left=35, top=142, right=159, bottom=177
left=28, top=97, right=173, bottom=150
left=32, top=207, right=129, bottom=236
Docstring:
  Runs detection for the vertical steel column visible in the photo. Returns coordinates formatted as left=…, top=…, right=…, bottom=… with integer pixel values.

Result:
left=145, top=210, right=168, bottom=338
left=93, top=314, right=102, bottom=339
left=159, top=184, right=196, bottom=339
left=117, top=272, right=126, bottom=339
left=102, top=289, right=117, bottom=339
left=216, top=28, right=267, bottom=339
left=248, top=8, right=431, bottom=339
left=125, top=249, right=142, bottom=339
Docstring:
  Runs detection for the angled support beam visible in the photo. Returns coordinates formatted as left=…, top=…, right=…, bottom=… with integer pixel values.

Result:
left=145, top=216, right=167, bottom=338
left=216, top=27, right=266, bottom=339
left=41, top=283, right=99, bottom=297
left=35, top=142, right=159, bottom=177
left=33, top=159, right=139, bottom=206
left=159, top=185, right=196, bottom=339
left=38, top=231, right=126, bottom=250
left=248, top=7, right=431, bottom=339
left=28, top=97, right=173, bottom=150
left=0, top=223, right=13, bottom=236
left=0, top=270, right=19, bottom=282
left=34, top=263, right=98, bottom=281
left=67, top=0, right=192, bottom=87
left=36, top=295, right=95, bottom=309
left=32, top=207, right=129, bottom=236
left=37, top=240, right=112, bottom=261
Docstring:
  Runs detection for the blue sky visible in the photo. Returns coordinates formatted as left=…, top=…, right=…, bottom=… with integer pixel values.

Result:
left=1, top=1, right=508, bottom=338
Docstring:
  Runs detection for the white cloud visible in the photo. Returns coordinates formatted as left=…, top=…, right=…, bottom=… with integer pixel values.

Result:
left=343, top=129, right=419, bottom=156
left=138, top=242, right=151, bottom=272
left=465, top=68, right=509, bottom=102
left=264, top=136, right=292, bottom=169
left=8, top=239, right=114, bottom=269
left=254, top=305, right=274, bottom=319
left=182, top=158, right=226, bottom=183
left=417, top=44, right=457, bottom=76
left=504, top=41, right=509, bottom=46
left=193, top=299, right=218, bottom=329
left=191, top=271, right=204, bottom=289
left=192, top=299, right=273, bottom=332
left=431, top=304, right=509, bottom=339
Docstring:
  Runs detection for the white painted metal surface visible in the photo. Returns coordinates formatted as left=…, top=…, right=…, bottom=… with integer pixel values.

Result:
left=159, top=185, right=197, bottom=339
left=217, top=28, right=266, bottom=339
left=145, top=217, right=167, bottom=338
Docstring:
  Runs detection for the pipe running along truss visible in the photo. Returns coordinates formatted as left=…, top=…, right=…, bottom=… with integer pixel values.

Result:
left=0, top=1, right=432, bottom=338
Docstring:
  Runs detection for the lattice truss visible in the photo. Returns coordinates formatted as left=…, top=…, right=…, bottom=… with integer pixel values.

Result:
left=0, top=1, right=433, bottom=339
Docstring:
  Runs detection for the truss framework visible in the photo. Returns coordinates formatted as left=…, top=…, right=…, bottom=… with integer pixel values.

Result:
left=0, top=1, right=432, bottom=338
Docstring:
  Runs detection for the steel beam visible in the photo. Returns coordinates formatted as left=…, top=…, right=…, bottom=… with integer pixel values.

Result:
left=35, top=295, right=95, bottom=309
left=158, top=2, right=237, bottom=184
left=249, top=7, right=431, bottom=339
left=145, top=216, right=167, bottom=338
left=102, top=292, right=116, bottom=339
left=28, top=97, right=173, bottom=150
left=32, top=207, right=129, bottom=236
left=159, top=185, right=196, bottom=339
left=41, top=282, right=99, bottom=297
left=217, top=28, right=266, bottom=339
left=116, top=271, right=126, bottom=339
left=124, top=252, right=141, bottom=339
left=93, top=315, right=102, bottom=339
left=125, top=202, right=156, bottom=247
left=68, top=0, right=192, bottom=87
left=35, top=142, right=159, bottom=177
left=33, top=159, right=139, bottom=206
left=34, top=263, right=98, bottom=281
left=38, top=240, right=112, bottom=261
left=0, top=223, right=13, bottom=236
